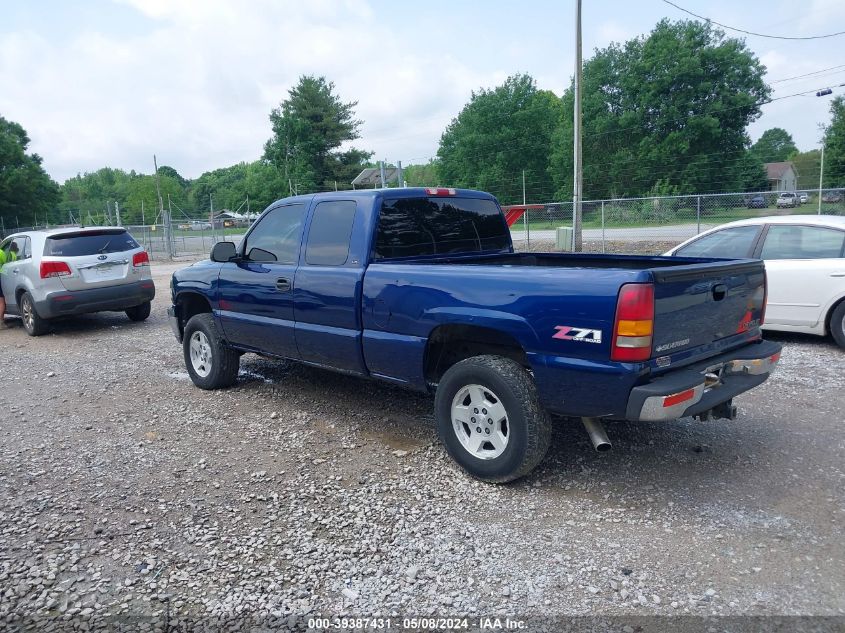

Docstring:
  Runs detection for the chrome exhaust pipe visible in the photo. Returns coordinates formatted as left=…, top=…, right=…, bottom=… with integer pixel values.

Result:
left=581, top=417, right=612, bottom=452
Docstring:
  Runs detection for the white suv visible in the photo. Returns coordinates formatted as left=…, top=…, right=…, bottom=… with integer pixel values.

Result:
left=0, top=227, right=155, bottom=336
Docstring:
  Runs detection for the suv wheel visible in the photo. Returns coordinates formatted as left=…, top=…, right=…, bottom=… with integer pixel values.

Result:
left=20, top=291, right=50, bottom=337
left=434, top=355, right=551, bottom=483
left=126, top=301, right=151, bottom=322
left=183, top=313, right=240, bottom=389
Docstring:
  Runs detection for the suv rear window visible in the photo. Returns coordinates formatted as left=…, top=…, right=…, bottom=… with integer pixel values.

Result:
left=45, top=230, right=140, bottom=256
left=375, top=196, right=509, bottom=259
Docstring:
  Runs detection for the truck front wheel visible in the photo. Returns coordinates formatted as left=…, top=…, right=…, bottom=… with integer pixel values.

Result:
left=435, top=355, right=551, bottom=483
left=183, top=313, right=240, bottom=389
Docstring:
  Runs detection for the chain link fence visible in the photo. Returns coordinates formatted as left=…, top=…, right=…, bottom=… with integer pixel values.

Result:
left=511, top=188, right=845, bottom=255
left=3, top=188, right=844, bottom=260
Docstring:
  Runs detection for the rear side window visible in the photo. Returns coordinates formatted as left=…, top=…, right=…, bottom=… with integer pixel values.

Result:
left=305, top=200, right=356, bottom=266
left=45, top=231, right=139, bottom=256
left=675, top=225, right=760, bottom=258
left=375, top=197, right=509, bottom=259
left=760, top=225, right=845, bottom=259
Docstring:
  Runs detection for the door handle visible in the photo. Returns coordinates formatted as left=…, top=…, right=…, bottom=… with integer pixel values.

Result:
left=275, top=277, right=291, bottom=291
left=831, top=272, right=845, bottom=277
left=12, top=269, right=18, bottom=275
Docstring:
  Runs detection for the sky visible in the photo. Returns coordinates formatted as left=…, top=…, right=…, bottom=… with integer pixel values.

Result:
left=2, top=0, right=845, bottom=183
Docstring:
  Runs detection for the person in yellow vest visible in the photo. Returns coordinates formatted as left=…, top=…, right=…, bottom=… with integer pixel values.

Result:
left=0, top=242, right=18, bottom=327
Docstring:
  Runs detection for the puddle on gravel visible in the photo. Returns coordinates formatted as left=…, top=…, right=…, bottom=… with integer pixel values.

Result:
left=238, top=369, right=274, bottom=383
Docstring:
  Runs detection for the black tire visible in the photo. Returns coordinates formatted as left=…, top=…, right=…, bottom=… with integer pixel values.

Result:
left=830, top=301, right=845, bottom=350
left=126, top=301, right=151, bottom=322
left=183, top=313, right=240, bottom=389
left=434, top=355, right=551, bottom=483
left=20, top=291, right=50, bottom=337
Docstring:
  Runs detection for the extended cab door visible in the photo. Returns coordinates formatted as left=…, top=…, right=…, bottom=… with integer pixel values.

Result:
left=755, top=223, right=845, bottom=327
left=217, top=203, right=307, bottom=358
left=293, top=199, right=367, bottom=374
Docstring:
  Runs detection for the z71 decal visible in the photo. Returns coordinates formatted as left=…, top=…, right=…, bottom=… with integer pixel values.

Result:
left=553, top=326, right=602, bottom=344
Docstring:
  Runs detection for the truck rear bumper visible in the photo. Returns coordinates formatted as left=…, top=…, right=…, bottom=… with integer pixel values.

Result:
left=625, top=339, right=782, bottom=421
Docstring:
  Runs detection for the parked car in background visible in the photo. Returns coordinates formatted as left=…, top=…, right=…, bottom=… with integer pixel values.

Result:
left=746, top=194, right=767, bottom=209
left=776, top=192, right=798, bottom=208
left=797, top=192, right=809, bottom=204
left=189, top=221, right=212, bottom=231
left=0, top=227, right=155, bottom=336
left=665, top=215, right=845, bottom=348
left=822, top=191, right=844, bottom=204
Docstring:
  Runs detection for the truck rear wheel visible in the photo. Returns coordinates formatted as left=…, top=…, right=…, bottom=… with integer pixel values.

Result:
left=183, top=313, right=240, bottom=389
left=435, top=355, right=551, bottom=483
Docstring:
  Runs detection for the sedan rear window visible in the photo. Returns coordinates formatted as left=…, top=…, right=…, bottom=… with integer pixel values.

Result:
left=45, top=230, right=140, bottom=256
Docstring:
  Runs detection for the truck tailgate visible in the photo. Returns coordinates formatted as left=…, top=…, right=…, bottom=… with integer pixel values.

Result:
left=650, top=260, right=766, bottom=357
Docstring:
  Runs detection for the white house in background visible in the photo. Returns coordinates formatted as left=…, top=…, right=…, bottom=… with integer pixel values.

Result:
left=765, top=161, right=798, bottom=191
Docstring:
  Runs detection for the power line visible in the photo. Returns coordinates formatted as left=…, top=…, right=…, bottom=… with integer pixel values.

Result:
left=662, top=0, right=845, bottom=40
left=770, top=64, right=845, bottom=83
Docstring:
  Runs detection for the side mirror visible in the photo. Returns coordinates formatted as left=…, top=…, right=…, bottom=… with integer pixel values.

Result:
left=211, top=241, right=238, bottom=262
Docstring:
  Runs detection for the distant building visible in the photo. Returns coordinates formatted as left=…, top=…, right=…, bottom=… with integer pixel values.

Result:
left=765, top=162, right=798, bottom=192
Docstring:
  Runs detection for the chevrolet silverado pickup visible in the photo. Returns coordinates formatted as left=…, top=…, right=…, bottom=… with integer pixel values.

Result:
left=168, top=188, right=781, bottom=482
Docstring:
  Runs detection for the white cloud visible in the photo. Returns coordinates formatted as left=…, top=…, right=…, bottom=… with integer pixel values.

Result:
left=0, top=0, right=499, bottom=181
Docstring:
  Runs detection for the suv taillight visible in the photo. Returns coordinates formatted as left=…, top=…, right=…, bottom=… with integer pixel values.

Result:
left=40, top=261, right=72, bottom=279
left=133, top=251, right=150, bottom=267
left=760, top=270, right=767, bottom=327
left=611, top=283, right=654, bottom=362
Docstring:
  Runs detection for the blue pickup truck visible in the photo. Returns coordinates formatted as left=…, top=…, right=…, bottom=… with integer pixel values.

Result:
left=168, top=188, right=781, bottom=482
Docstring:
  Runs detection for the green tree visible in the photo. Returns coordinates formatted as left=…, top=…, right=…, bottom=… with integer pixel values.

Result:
left=0, top=115, right=60, bottom=229
left=263, top=76, right=372, bottom=194
left=403, top=160, right=440, bottom=186
left=790, top=149, right=822, bottom=190
left=550, top=20, right=770, bottom=199
left=750, top=128, right=798, bottom=163
left=437, top=74, right=563, bottom=204
left=822, top=96, right=845, bottom=187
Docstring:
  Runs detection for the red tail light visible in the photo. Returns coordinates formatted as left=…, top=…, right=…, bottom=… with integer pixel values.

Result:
left=133, top=251, right=150, bottom=267
left=760, top=270, right=767, bottom=326
left=611, top=283, right=655, bottom=362
left=40, top=261, right=72, bottom=279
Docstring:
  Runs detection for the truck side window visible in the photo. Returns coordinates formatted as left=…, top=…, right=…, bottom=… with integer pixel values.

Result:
left=244, top=204, right=306, bottom=263
left=375, top=197, right=509, bottom=259
left=305, top=200, right=357, bottom=266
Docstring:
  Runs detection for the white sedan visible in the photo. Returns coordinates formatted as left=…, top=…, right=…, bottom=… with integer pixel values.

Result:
left=664, top=215, right=845, bottom=348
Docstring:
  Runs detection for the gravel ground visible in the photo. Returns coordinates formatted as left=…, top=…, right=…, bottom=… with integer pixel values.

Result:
left=0, top=260, right=843, bottom=631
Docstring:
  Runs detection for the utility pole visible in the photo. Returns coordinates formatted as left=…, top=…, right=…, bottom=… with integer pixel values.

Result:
left=397, top=161, right=404, bottom=187
left=379, top=160, right=387, bottom=189
left=115, top=201, right=121, bottom=226
left=209, top=194, right=215, bottom=243
left=818, top=144, right=825, bottom=215
left=522, top=169, right=529, bottom=244
left=572, top=0, right=583, bottom=252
